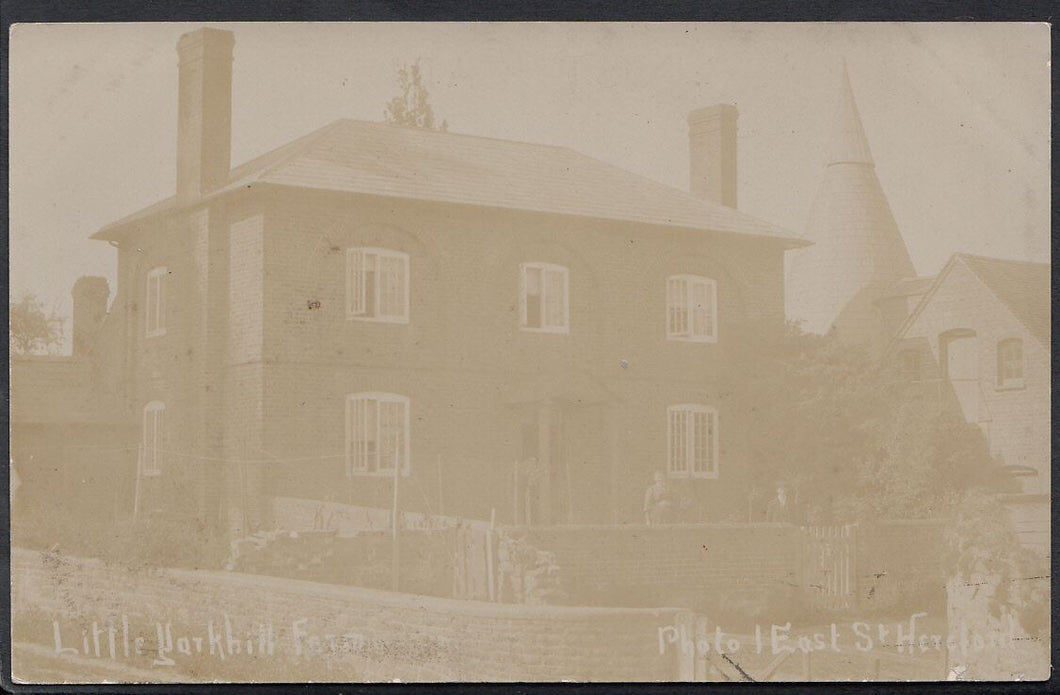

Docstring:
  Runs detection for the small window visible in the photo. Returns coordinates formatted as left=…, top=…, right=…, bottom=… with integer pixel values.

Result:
left=146, top=267, right=167, bottom=338
left=346, top=393, right=410, bottom=476
left=347, top=248, right=409, bottom=323
left=519, top=262, right=569, bottom=333
left=667, top=275, right=717, bottom=342
left=899, top=349, right=921, bottom=381
left=142, top=401, right=165, bottom=476
left=667, top=405, right=719, bottom=478
left=997, top=338, right=1024, bottom=388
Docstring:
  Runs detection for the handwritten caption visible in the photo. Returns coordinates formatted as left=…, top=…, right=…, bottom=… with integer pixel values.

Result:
left=658, top=613, right=1022, bottom=659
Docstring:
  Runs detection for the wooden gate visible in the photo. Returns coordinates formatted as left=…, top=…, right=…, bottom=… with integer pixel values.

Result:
left=800, top=524, right=856, bottom=611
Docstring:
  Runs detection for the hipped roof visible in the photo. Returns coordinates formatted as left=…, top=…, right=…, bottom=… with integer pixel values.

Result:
left=94, top=119, right=805, bottom=247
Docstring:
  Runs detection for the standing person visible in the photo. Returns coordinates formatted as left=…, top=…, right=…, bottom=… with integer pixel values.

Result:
left=643, top=471, right=673, bottom=525
left=766, top=483, right=796, bottom=523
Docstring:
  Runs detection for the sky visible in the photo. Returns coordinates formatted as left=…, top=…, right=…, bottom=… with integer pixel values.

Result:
left=9, top=22, right=1050, bottom=348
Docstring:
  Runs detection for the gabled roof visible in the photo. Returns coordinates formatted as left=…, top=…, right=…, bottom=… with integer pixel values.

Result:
left=94, top=119, right=806, bottom=246
left=959, top=254, right=1050, bottom=345
left=893, top=253, right=1050, bottom=348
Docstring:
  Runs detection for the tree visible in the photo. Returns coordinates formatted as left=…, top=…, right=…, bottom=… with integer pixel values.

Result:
left=384, top=59, right=448, bottom=132
left=9, top=293, right=64, bottom=357
left=724, top=320, right=1007, bottom=524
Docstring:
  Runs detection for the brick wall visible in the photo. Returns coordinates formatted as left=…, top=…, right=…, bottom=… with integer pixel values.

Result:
left=854, top=520, right=947, bottom=612
left=11, top=548, right=679, bottom=682
left=522, top=523, right=802, bottom=607
left=520, top=521, right=948, bottom=614
left=100, top=181, right=792, bottom=538
left=251, top=189, right=786, bottom=526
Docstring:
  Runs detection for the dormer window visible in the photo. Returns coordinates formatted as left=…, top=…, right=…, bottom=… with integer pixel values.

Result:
left=997, top=338, right=1024, bottom=389
left=519, top=262, right=569, bottom=333
left=666, top=275, right=716, bottom=342
left=347, top=248, right=409, bottom=323
left=145, top=266, right=167, bottom=338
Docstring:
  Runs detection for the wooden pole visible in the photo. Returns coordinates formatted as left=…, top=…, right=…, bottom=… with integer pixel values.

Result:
left=512, top=461, right=519, bottom=525
left=486, top=508, right=497, bottom=602
left=240, top=435, right=249, bottom=536
left=391, top=450, right=400, bottom=592
left=132, top=442, right=143, bottom=521
left=564, top=424, right=574, bottom=524
left=436, top=453, right=444, bottom=516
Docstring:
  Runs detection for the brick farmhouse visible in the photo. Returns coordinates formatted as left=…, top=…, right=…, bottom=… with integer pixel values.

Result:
left=12, top=28, right=813, bottom=539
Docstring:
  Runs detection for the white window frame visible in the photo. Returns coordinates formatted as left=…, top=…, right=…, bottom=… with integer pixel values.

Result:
left=141, top=401, right=165, bottom=477
left=996, top=337, right=1025, bottom=389
left=666, top=404, right=719, bottom=479
left=346, top=247, right=410, bottom=324
left=519, top=262, right=570, bottom=334
left=345, top=392, right=411, bottom=477
left=666, top=274, right=717, bottom=343
left=145, top=266, right=167, bottom=338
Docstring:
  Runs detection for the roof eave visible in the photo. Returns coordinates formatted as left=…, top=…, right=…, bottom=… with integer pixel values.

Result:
left=90, top=179, right=809, bottom=249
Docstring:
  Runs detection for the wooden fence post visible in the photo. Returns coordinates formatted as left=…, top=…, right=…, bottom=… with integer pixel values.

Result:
left=674, top=611, right=695, bottom=681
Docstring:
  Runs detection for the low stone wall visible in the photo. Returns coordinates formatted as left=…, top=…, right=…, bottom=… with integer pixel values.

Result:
left=11, top=548, right=679, bottom=682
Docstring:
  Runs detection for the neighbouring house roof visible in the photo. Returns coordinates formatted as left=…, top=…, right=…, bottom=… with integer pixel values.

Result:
left=871, top=275, right=936, bottom=307
left=888, top=275, right=935, bottom=298
left=892, top=253, right=1050, bottom=349
left=958, top=253, right=1050, bottom=345
left=93, top=119, right=806, bottom=246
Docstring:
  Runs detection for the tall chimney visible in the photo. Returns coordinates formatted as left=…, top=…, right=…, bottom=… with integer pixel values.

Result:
left=71, top=276, right=109, bottom=359
left=176, top=28, right=235, bottom=200
left=687, top=104, right=738, bottom=207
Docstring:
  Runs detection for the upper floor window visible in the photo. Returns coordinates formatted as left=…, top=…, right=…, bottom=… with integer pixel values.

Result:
left=997, top=338, right=1024, bottom=389
left=347, top=248, right=409, bottom=323
left=141, top=401, right=165, bottom=476
left=346, top=393, right=410, bottom=476
left=146, top=266, right=167, bottom=338
left=667, top=404, right=719, bottom=479
left=519, top=262, right=569, bottom=333
left=666, top=275, right=716, bottom=342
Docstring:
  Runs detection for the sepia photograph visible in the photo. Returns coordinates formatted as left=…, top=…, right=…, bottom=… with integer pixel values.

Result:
left=7, top=21, right=1051, bottom=683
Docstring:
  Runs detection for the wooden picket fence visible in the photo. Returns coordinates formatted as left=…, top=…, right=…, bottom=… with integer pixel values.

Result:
left=800, top=524, right=856, bottom=611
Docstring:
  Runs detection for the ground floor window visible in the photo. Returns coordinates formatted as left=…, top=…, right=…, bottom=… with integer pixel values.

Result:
left=346, top=393, right=410, bottom=476
left=667, top=404, right=718, bottom=478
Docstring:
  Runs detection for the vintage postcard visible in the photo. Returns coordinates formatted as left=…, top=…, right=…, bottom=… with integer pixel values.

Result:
left=8, top=22, right=1050, bottom=683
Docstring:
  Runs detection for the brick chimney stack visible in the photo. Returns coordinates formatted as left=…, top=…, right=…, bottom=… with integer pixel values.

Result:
left=71, top=276, right=109, bottom=359
left=176, top=28, right=235, bottom=201
left=687, top=104, right=738, bottom=208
